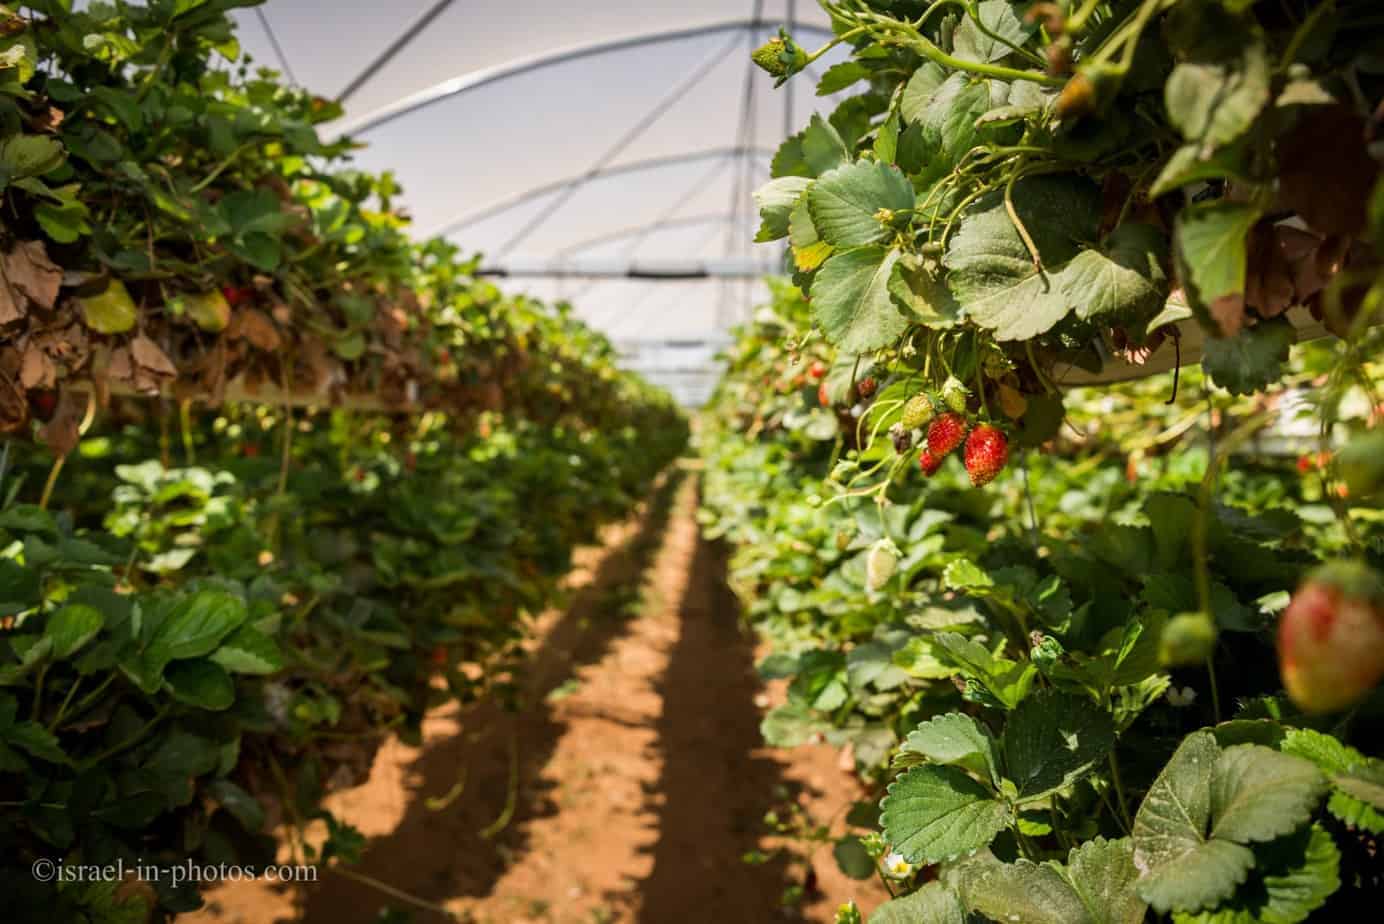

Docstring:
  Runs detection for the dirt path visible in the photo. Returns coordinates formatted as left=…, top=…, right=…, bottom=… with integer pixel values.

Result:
left=190, top=467, right=886, bottom=923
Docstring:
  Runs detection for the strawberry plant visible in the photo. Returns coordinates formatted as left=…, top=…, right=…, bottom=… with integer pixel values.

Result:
left=699, top=267, right=1384, bottom=920
left=0, top=2, right=689, bottom=919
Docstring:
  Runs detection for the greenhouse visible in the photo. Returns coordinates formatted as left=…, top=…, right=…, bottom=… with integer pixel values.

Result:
left=1, top=1, right=1382, bottom=922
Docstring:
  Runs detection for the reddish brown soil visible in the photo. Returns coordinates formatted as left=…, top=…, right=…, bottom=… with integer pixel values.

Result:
left=187, top=468, right=888, bottom=923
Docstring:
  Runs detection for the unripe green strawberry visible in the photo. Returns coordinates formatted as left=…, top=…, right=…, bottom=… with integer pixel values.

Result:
left=865, top=539, right=900, bottom=592
left=1279, top=561, right=1384, bottom=714
left=751, top=38, right=790, bottom=76
left=901, top=393, right=936, bottom=430
left=1159, top=611, right=1218, bottom=667
left=926, top=412, right=968, bottom=458
left=941, top=375, right=970, bottom=413
left=963, top=424, right=1009, bottom=486
left=750, top=31, right=807, bottom=82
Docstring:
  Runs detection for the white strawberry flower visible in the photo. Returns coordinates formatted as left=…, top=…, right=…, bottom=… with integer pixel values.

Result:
left=883, top=851, right=914, bottom=878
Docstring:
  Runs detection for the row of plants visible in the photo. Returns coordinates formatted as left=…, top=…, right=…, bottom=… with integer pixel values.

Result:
left=2, top=392, right=683, bottom=921
left=1, top=1, right=690, bottom=920
left=1, top=0, right=632, bottom=441
left=707, top=1, right=1384, bottom=919
left=700, top=278, right=1382, bottom=922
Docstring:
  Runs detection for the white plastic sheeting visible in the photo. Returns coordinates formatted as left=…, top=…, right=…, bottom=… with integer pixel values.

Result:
left=219, top=1, right=847, bottom=402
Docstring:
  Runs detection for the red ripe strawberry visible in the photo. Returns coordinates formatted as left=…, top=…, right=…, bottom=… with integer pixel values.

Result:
left=918, top=448, right=943, bottom=476
left=808, top=360, right=827, bottom=381
left=221, top=285, right=254, bottom=308
left=1279, top=561, right=1384, bottom=713
left=818, top=381, right=831, bottom=407
left=926, top=412, right=968, bottom=458
left=430, top=645, right=449, bottom=667
left=28, top=389, right=58, bottom=422
left=1297, top=454, right=1314, bottom=474
left=857, top=377, right=877, bottom=399
left=964, top=425, right=1009, bottom=486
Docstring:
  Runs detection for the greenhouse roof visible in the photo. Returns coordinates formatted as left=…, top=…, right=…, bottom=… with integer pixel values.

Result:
left=225, top=1, right=846, bottom=403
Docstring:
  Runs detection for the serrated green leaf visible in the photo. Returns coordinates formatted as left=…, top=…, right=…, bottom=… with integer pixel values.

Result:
left=1177, top=201, right=1260, bottom=304
left=944, top=175, right=1102, bottom=340
left=1332, top=762, right=1384, bottom=818
left=771, top=134, right=812, bottom=178
left=920, top=72, right=991, bottom=169
left=959, top=837, right=1145, bottom=924
left=761, top=702, right=824, bottom=747
left=141, top=590, right=247, bottom=688
left=753, top=176, right=811, bottom=243
left=881, top=765, right=1011, bottom=865
left=943, top=559, right=992, bottom=591
left=1134, top=731, right=1251, bottom=913
left=1166, top=42, right=1270, bottom=155
left=833, top=834, right=877, bottom=880
left=868, top=881, right=966, bottom=924
left=1135, top=732, right=1328, bottom=915
left=1201, top=318, right=1295, bottom=395
left=1210, top=745, right=1327, bottom=843
left=1066, top=836, right=1149, bottom=924
left=789, top=196, right=833, bottom=271
left=818, top=61, right=870, bottom=96
left=3, top=719, right=68, bottom=765
left=900, top=713, right=1000, bottom=784
left=807, top=160, right=915, bottom=248
left=1172, top=825, right=1340, bottom=924
left=889, top=252, right=961, bottom=328
left=1002, top=689, right=1116, bottom=802
left=810, top=246, right=907, bottom=353
left=959, top=855, right=1084, bottom=924
left=164, top=658, right=235, bottom=710
left=892, top=636, right=956, bottom=680
left=1065, top=223, right=1170, bottom=324
left=1151, top=144, right=1250, bottom=199
left=952, top=0, right=1034, bottom=65
left=802, top=113, right=852, bottom=176
left=43, top=604, right=104, bottom=660
left=1140, top=839, right=1257, bottom=915
left=209, top=625, right=283, bottom=675
left=0, top=134, right=65, bottom=182
left=900, top=62, right=948, bottom=125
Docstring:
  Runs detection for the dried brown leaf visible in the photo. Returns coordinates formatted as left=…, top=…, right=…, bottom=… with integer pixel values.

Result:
left=4, top=240, right=62, bottom=310
left=19, top=345, right=56, bottom=390
left=130, top=334, right=177, bottom=378
left=231, top=308, right=282, bottom=352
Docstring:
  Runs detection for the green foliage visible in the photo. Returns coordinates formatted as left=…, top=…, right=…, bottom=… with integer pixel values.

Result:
left=0, top=4, right=690, bottom=917
left=698, top=270, right=1383, bottom=920
left=752, top=0, right=1384, bottom=426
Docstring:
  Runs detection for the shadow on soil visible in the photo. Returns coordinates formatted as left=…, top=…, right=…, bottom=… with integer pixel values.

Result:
left=619, top=525, right=805, bottom=922
left=281, top=468, right=805, bottom=923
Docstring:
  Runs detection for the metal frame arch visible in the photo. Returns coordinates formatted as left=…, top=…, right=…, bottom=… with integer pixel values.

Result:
left=422, top=147, right=774, bottom=239
left=334, top=19, right=836, bottom=137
